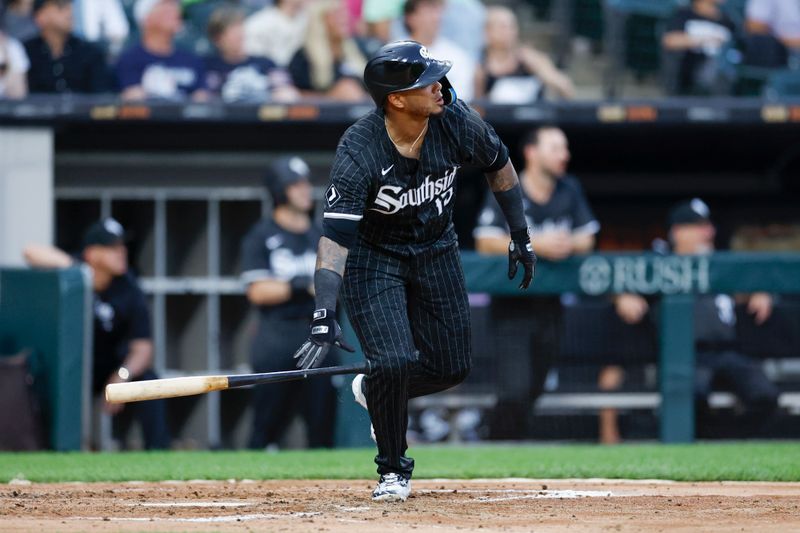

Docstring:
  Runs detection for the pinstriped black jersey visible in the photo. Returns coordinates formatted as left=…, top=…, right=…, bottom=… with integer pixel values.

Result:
left=323, top=100, right=509, bottom=256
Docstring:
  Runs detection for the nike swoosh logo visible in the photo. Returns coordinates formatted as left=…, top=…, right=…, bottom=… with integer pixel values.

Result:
left=381, top=165, right=394, bottom=176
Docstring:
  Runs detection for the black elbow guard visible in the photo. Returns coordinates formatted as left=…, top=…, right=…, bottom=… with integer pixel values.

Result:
left=323, top=216, right=360, bottom=249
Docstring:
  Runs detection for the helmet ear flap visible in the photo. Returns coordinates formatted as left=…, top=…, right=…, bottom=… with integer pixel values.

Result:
left=440, top=76, right=456, bottom=105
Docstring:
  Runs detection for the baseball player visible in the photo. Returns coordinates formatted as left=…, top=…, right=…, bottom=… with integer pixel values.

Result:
left=240, top=156, right=338, bottom=449
left=292, top=40, right=536, bottom=501
left=23, top=218, right=170, bottom=449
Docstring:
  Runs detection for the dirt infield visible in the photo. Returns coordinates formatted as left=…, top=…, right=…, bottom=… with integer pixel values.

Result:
left=3, top=479, right=800, bottom=532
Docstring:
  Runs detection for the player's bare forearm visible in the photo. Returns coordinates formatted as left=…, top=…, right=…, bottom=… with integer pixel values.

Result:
left=316, top=236, right=349, bottom=277
left=571, top=232, right=596, bottom=254
left=485, top=160, right=519, bottom=192
left=23, top=244, right=74, bottom=269
left=246, top=279, right=292, bottom=306
left=475, top=236, right=510, bottom=255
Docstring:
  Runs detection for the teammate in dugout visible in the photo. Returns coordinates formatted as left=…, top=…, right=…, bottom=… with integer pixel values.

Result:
left=474, top=125, right=599, bottom=439
left=240, top=156, right=338, bottom=449
left=291, top=40, right=537, bottom=501
left=23, top=219, right=170, bottom=449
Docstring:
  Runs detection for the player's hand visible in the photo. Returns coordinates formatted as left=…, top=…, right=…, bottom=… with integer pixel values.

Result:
left=615, top=293, right=649, bottom=324
left=508, top=228, right=536, bottom=290
left=293, top=309, right=355, bottom=369
left=747, top=292, right=773, bottom=325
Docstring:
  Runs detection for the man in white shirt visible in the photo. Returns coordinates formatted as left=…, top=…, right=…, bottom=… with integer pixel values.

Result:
left=403, top=0, right=476, bottom=102
left=244, top=0, right=309, bottom=67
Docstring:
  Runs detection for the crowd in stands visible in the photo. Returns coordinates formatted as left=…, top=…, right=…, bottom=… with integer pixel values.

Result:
left=2, top=0, right=799, bottom=102
left=0, top=0, right=575, bottom=101
left=662, top=0, right=800, bottom=96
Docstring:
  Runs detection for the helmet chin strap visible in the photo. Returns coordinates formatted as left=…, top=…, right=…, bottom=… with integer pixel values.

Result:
left=440, top=77, right=457, bottom=105
left=443, top=86, right=457, bottom=105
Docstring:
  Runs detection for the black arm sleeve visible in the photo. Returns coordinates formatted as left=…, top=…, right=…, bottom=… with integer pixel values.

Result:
left=314, top=268, right=342, bottom=311
left=492, top=183, right=528, bottom=233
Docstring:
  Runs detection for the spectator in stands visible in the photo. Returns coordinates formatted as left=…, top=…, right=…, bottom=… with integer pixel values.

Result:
left=440, top=0, right=485, bottom=64
left=361, top=0, right=400, bottom=42
left=401, top=0, right=478, bottom=101
left=477, top=6, right=574, bottom=103
left=746, top=0, right=800, bottom=50
left=0, top=4, right=30, bottom=99
left=205, top=5, right=299, bottom=103
left=24, top=0, right=114, bottom=94
left=288, top=0, right=368, bottom=102
left=2, top=0, right=38, bottom=42
left=240, top=157, right=338, bottom=450
left=662, top=0, right=736, bottom=95
left=363, top=0, right=485, bottom=64
left=603, top=198, right=780, bottom=443
left=244, top=0, right=309, bottom=67
left=23, top=218, right=171, bottom=450
left=743, top=0, right=800, bottom=68
left=116, top=0, right=208, bottom=101
left=474, top=126, right=599, bottom=440
left=71, top=0, right=129, bottom=60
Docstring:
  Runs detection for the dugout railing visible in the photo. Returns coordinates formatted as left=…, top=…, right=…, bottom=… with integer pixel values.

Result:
left=395, top=252, right=800, bottom=444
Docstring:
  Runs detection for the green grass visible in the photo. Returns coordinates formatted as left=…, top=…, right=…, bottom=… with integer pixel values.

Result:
left=1, top=443, right=798, bottom=483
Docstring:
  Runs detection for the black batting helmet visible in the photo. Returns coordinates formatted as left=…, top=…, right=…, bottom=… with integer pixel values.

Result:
left=363, top=40, right=456, bottom=108
left=264, top=156, right=310, bottom=206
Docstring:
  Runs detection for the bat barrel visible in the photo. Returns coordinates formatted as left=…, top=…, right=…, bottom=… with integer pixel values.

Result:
left=105, top=375, right=229, bottom=404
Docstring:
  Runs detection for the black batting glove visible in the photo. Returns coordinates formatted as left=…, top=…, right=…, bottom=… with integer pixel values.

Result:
left=508, top=228, right=536, bottom=290
left=293, top=309, right=355, bottom=369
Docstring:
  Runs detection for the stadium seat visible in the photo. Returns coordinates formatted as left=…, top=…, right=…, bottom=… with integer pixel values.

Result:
left=602, top=0, right=686, bottom=97
left=764, top=70, right=800, bottom=98
left=721, top=0, right=747, bottom=33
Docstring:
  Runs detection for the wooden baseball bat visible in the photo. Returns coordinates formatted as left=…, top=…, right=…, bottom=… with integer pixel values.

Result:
left=105, top=362, right=367, bottom=404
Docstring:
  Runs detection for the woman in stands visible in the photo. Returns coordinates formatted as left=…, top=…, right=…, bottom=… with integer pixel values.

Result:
left=287, top=0, right=369, bottom=102
left=475, top=5, right=574, bottom=103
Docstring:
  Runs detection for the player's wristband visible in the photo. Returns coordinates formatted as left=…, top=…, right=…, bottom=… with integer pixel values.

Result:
left=314, top=268, right=342, bottom=312
left=493, top=184, right=527, bottom=233
left=510, top=227, right=531, bottom=245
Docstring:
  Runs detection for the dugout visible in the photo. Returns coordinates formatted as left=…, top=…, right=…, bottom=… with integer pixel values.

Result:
left=2, top=97, right=800, bottom=447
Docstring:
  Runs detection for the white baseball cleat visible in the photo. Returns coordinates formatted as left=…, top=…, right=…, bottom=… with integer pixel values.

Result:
left=351, top=374, right=376, bottom=442
left=372, top=473, right=411, bottom=502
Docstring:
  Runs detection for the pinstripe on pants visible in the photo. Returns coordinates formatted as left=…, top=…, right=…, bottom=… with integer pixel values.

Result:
left=342, top=241, right=471, bottom=477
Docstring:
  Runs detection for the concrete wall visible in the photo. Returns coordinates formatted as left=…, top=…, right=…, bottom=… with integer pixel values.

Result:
left=0, top=128, right=53, bottom=266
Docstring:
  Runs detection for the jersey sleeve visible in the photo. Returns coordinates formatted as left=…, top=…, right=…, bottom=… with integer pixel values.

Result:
left=565, top=177, right=600, bottom=235
left=322, top=141, right=370, bottom=223
left=239, top=224, right=273, bottom=285
left=452, top=100, right=509, bottom=172
left=472, top=190, right=509, bottom=240
left=128, top=283, right=152, bottom=341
